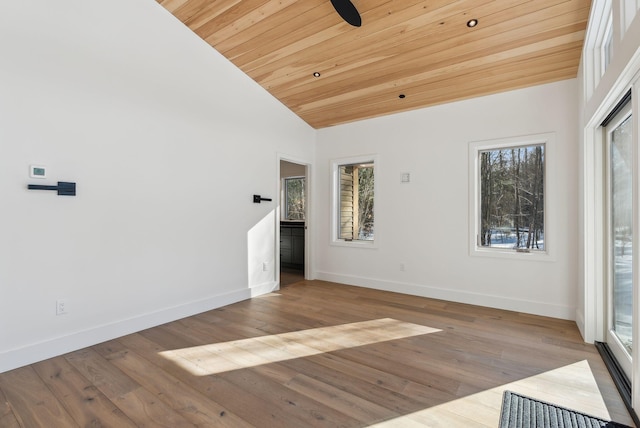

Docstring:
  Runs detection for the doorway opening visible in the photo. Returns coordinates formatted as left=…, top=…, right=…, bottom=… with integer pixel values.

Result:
left=279, top=159, right=308, bottom=286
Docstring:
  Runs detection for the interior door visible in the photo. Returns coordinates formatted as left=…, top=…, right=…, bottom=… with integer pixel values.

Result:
left=606, top=100, right=634, bottom=378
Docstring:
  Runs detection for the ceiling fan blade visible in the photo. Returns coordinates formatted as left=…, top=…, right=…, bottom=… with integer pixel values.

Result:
left=330, top=0, right=361, bottom=27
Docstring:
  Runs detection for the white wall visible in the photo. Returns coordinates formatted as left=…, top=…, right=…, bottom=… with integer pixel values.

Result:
left=0, top=0, right=315, bottom=372
left=315, top=80, right=579, bottom=320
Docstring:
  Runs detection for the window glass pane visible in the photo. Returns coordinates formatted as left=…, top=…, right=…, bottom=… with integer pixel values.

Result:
left=338, top=162, right=374, bottom=241
left=611, top=115, right=633, bottom=355
left=285, top=177, right=305, bottom=220
left=479, top=145, right=545, bottom=251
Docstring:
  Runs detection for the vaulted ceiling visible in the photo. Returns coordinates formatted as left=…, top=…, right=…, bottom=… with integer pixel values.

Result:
left=157, top=0, right=592, bottom=129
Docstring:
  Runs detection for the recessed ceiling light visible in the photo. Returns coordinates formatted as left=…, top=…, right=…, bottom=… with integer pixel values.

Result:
left=313, top=72, right=321, bottom=77
left=467, top=19, right=478, bottom=28
left=398, top=94, right=406, bottom=99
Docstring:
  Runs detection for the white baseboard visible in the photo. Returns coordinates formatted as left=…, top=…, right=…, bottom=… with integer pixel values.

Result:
left=575, top=309, right=588, bottom=342
left=0, top=287, right=255, bottom=374
left=315, top=271, right=575, bottom=321
left=250, top=280, right=279, bottom=296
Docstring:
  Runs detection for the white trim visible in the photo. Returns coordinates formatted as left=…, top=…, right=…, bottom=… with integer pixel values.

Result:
left=0, top=287, right=252, bottom=373
left=581, top=124, right=606, bottom=343
left=330, top=154, right=379, bottom=248
left=315, top=271, right=575, bottom=320
left=468, top=133, right=556, bottom=261
left=584, top=0, right=613, bottom=99
left=632, top=80, right=640, bottom=411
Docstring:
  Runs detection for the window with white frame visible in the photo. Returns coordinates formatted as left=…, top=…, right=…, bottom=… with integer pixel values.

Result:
left=469, top=134, right=554, bottom=259
left=331, top=155, right=377, bottom=245
left=583, top=1, right=613, bottom=99
left=283, top=177, right=305, bottom=220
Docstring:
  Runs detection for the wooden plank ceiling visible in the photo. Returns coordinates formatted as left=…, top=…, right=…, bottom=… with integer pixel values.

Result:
left=158, top=0, right=591, bottom=128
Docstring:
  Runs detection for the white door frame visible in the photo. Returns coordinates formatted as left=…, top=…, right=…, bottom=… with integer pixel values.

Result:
left=276, top=153, right=313, bottom=287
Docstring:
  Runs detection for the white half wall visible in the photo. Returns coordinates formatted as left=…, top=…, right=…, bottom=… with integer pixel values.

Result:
left=0, top=0, right=315, bottom=373
left=315, top=80, right=579, bottom=320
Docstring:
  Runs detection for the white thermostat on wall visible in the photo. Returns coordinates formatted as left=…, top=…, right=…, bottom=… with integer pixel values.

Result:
left=29, top=165, right=47, bottom=179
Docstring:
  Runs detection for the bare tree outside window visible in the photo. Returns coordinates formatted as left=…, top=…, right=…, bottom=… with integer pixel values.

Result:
left=339, top=162, right=374, bottom=241
left=284, top=177, right=305, bottom=220
left=480, top=144, right=545, bottom=251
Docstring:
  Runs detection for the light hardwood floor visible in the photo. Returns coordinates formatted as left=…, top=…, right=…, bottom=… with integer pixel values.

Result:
left=0, top=280, right=635, bottom=427
left=280, top=267, right=305, bottom=287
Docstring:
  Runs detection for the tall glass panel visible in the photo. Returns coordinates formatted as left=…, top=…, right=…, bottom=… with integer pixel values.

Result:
left=611, top=115, right=633, bottom=356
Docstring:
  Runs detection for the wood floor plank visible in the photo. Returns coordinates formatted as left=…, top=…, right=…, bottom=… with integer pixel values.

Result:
left=31, top=356, right=137, bottom=428
left=116, top=332, right=337, bottom=427
left=92, top=340, right=254, bottom=427
left=0, top=366, right=78, bottom=427
left=0, top=280, right=635, bottom=427
left=218, top=367, right=364, bottom=427
left=0, top=380, right=21, bottom=428
left=275, top=354, right=429, bottom=414
left=284, top=372, right=398, bottom=423
left=64, top=347, right=195, bottom=427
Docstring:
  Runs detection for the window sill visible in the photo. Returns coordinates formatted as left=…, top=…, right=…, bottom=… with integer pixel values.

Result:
left=331, top=239, right=378, bottom=249
left=470, top=247, right=554, bottom=262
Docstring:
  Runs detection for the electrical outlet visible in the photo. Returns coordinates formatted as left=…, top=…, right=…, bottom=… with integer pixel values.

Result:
left=56, top=299, right=68, bottom=315
left=400, top=262, right=406, bottom=272
left=262, top=262, right=269, bottom=271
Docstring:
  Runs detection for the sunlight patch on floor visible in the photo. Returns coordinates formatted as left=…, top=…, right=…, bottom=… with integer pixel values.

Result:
left=159, top=318, right=441, bottom=376
left=368, top=360, right=616, bottom=427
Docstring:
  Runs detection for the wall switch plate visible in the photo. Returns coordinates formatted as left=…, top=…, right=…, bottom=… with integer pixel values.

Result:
left=56, top=299, right=68, bottom=315
left=30, top=165, right=47, bottom=179
left=401, top=173, right=410, bottom=183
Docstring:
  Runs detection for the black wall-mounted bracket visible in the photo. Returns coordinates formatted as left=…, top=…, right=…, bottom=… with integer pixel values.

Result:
left=253, top=194, right=272, bottom=203
left=28, top=181, right=76, bottom=196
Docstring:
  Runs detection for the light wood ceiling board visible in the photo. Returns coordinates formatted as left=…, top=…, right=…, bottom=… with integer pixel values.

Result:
left=214, top=2, right=330, bottom=56
left=292, top=24, right=586, bottom=106
left=254, top=1, right=588, bottom=93
left=180, top=1, right=244, bottom=30
left=298, top=55, right=575, bottom=123
left=225, top=0, right=399, bottom=71
left=286, top=27, right=585, bottom=107
left=303, top=67, right=580, bottom=128
left=195, top=0, right=307, bottom=44
left=158, top=0, right=591, bottom=128
left=291, top=33, right=585, bottom=113
left=246, top=0, right=559, bottom=85
left=302, top=50, right=582, bottom=127
left=271, top=9, right=588, bottom=106
left=305, top=67, right=580, bottom=127
left=314, top=46, right=583, bottom=115
left=236, top=0, right=495, bottom=76
left=299, top=43, right=582, bottom=115
left=170, top=0, right=239, bottom=23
